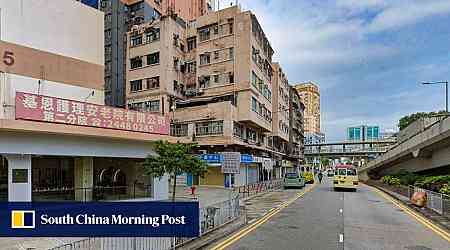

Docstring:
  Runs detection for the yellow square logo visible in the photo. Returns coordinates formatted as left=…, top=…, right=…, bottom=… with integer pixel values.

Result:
left=11, top=210, right=35, bottom=229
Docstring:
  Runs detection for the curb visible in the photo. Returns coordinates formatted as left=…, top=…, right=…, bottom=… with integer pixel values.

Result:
left=367, top=183, right=450, bottom=233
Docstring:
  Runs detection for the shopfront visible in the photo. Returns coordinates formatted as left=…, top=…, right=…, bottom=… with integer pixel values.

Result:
left=0, top=92, right=172, bottom=202
left=199, top=154, right=225, bottom=187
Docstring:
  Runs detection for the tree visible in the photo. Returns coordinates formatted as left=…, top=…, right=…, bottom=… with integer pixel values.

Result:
left=320, top=157, right=330, bottom=168
left=142, top=141, right=208, bottom=201
left=398, top=110, right=448, bottom=130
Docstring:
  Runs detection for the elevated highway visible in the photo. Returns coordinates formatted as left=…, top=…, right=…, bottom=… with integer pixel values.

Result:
left=359, top=116, right=450, bottom=181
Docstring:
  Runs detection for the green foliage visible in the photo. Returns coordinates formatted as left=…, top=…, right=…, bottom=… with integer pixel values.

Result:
left=414, top=175, right=450, bottom=191
left=320, top=157, right=330, bottom=167
left=142, top=141, right=208, bottom=201
left=389, top=177, right=401, bottom=186
left=394, top=170, right=420, bottom=186
left=439, top=184, right=450, bottom=195
left=381, top=175, right=400, bottom=186
left=398, top=110, right=447, bottom=130
left=381, top=175, right=392, bottom=184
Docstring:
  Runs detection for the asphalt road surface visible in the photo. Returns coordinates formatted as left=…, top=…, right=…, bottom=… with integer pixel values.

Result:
left=223, top=178, right=450, bottom=250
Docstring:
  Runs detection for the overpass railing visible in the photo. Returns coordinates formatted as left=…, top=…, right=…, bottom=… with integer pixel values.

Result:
left=408, top=186, right=450, bottom=218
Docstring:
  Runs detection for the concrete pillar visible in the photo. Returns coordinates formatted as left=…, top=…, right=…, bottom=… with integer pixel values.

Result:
left=74, top=157, right=94, bottom=201
left=153, top=174, right=169, bottom=200
left=6, top=154, right=32, bottom=202
left=359, top=170, right=370, bottom=182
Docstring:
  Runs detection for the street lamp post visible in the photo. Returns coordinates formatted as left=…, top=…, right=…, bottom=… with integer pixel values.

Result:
left=422, top=81, right=448, bottom=113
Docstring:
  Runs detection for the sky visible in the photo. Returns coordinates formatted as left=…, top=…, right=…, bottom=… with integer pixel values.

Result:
left=218, top=0, right=450, bottom=141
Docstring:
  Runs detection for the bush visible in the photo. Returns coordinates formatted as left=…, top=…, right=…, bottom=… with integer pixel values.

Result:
left=381, top=176, right=392, bottom=184
left=381, top=175, right=400, bottom=186
left=394, top=170, right=419, bottom=186
left=414, top=175, right=450, bottom=191
left=439, top=184, right=450, bottom=195
left=388, top=177, right=401, bottom=186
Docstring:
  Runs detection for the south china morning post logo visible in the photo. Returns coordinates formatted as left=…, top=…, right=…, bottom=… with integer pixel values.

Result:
left=1, top=202, right=199, bottom=237
left=11, top=210, right=35, bottom=229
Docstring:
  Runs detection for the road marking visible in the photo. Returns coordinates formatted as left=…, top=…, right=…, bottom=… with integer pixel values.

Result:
left=339, top=233, right=344, bottom=243
left=210, top=184, right=317, bottom=250
left=369, top=185, right=450, bottom=243
left=339, top=208, right=343, bottom=214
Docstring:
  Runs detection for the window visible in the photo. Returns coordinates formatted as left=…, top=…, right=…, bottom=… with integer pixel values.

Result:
left=147, top=76, right=160, bottom=89
left=146, top=28, right=160, bottom=43
left=251, top=97, right=258, bottom=112
left=199, top=75, right=210, bottom=88
left=128, top=102, right=143, bottom=111
left=228, top=72, right=234, bottom=84
left=229, top=21, right=233, bottom=34
left=131, top=35, right=142, bottom=47
left=199, top=27, right=210, bottom=42
left=233, top=122, right=243, bottom=138
left=144, top=100, right=160, bottom=112
left=251, top=71, right=258, bottom=88
left=213, top=25, right=219, bottom=35
left=247, top=128, right=256, bottom=142
left=196, top=121, right=223, bottom=136
left=213, top=75, right=219, bottom=83
left=214, top=51, right=219, bottom=60
left=147, top=52, right=160, bottom=65
left=171, top=124, right=188, bottom=137
left=130, top=57, right=143, bottom=69
left=200, top=53, right=211, bottom=65
left=187, top=37, right=197, bottom=51
left=347, top=169, right=357, bottom=176
left=130, top=80, right=142, bottom=92
left=229, top=47, right=234, bottom=59
left=186, top=61, right=196, bottom=73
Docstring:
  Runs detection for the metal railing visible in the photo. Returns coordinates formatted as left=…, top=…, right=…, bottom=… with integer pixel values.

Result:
left=408, top=186, right=450, bottom=218
left=233, top=179, right=283, bottom=198
left=49, top=196, right=242, bottom=250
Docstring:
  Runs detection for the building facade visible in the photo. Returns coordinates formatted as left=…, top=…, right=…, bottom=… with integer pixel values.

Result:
left=347, top=125, right=380, bottom=142
left=294, top=82, right=320, bottom=134
left=101, top=0, right=215, bottom=108
left=125, top=6, right=304, bottom=187
left=0, top=0, right=171, bottom=202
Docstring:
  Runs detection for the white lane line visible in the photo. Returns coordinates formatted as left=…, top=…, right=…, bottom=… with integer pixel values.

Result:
left=339, top=233, right=344, bottom=243
left=339, top=208, right=343, bottom=214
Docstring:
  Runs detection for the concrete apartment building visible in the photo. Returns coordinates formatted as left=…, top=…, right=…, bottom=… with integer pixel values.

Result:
left=102, top=0, right=215, bottom=108
left=294, top=82, right=321, bottom=134
left=126, top=6, right=304, bottom=187
left=0, top=0, right=172, bottom=202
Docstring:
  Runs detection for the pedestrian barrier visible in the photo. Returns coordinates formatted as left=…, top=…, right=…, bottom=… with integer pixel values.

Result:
left=234, top=179, right=283, bottom=198
left=49, top=196, right=242, bottom=250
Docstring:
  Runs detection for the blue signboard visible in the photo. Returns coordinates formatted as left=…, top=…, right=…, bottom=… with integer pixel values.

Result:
left=80, top=0, right=99, bottom=9
left=0, top=202, right=199, bottom=237
left=199, top=154, right=223, bottom=163
left=240, top=154, right=253, bottom=164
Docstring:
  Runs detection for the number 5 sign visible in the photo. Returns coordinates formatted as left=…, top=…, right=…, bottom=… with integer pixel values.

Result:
left=3, top=51, right=14, bottom=66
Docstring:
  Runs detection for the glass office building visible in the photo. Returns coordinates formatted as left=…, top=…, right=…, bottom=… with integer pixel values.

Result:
left=347, top=125, right=379, bottom=141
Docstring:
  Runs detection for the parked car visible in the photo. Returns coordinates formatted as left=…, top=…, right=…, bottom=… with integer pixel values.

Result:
left=283, top=172, right=305, bottom=189
left=303, top=172, right=315, bottom=184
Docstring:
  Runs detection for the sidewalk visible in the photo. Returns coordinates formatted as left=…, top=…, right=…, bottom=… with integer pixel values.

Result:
left=366, top=181, right=450, bottom=231
left=171, top=185, right=235, bottom=207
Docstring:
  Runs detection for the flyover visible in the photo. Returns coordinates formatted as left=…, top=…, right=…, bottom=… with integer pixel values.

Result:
left=358, top=116, right=450, bottom=181
left=304, top=140, right=395, bottom=158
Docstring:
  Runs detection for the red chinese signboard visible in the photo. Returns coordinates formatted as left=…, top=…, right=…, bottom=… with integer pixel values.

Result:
left=15, top=92, right=169, bottom=135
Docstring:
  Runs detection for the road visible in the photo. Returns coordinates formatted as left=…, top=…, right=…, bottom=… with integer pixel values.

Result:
left=217, top=178, right=450, bottom=250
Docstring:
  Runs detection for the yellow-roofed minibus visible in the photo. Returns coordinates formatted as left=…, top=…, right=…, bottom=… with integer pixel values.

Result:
left=333, top=164, right=358, bottom=191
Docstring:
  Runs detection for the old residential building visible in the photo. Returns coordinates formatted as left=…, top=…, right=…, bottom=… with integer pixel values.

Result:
left=125, top=6, right=304, bottom=187
left=294, top=82, right=320, bottom=134
left=102, top=0, right=215, bottom=108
